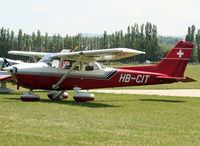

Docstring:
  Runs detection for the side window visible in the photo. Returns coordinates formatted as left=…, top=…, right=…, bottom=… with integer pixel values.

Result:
left=84, top=62, right=99, bottom=71
left=62, top=61, right=72, bottom=69
left=62, top=60, right=81, bottom=70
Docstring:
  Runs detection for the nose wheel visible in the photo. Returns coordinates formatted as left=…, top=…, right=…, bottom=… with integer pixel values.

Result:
left=20, top=89, right=40, bottom=101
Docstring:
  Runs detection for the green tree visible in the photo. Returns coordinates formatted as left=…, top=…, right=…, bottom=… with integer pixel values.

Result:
left=44, top=32, right=49, bottom=52
left=10, top=30, right=15, bottom=50
left=185, top=25, right=196, bottom=62
left=0, top=28, right=8, bottom=57
left=196, top=29, right=200, bottom=63
left=57, top=34, right=63, bottom=52
left=25, top=34, right=31, bottom=51
left=52, top=34, right=57, bottom=53
left=31, top=32, right=37, bottom=51
left=37, top=30, right=42, bottom=52
left=102, top=31, right=108, bottom=48
left=17, top=29, right=23, bottom=51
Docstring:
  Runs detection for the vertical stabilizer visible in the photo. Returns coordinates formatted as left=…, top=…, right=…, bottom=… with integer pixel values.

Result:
left=156, top=40, right=194, bottom=77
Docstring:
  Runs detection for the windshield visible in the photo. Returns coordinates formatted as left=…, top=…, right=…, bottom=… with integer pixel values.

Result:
left=39, top=54, right=59, bottom=67
left=97, top=62, right=105, bottom=69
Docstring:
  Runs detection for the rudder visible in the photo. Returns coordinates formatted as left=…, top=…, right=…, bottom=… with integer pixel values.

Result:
left=156, top=40, right=194, bottom=77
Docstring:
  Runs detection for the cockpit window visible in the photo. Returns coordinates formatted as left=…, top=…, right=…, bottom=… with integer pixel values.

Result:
left=62, top=60, right=73, bottom=69
left=39, top=54, right=59, bottom=67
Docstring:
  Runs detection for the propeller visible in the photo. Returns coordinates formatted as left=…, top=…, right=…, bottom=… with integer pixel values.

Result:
left=3, top=58, right=10, bottom=67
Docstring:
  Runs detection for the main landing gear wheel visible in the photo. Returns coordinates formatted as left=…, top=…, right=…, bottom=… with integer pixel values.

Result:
left=47, top=91, right=68, bottom=100
left=73, top=87, right=95, bottom=102
left=21, top=89, right=40, bottom=101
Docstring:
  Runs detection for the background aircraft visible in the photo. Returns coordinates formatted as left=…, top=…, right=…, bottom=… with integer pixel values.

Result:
left=0, top=58, right=23, bottom=93
left=5, top=40, right=194, bottom=102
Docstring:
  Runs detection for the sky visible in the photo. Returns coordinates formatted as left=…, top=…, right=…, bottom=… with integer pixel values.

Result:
left=0, top=0, right=200, bottom=36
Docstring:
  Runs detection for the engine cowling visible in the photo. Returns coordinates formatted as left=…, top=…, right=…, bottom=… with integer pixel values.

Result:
left=48, top=91, right=68, bottom=100
left=73, top=92, right=95, bottom=102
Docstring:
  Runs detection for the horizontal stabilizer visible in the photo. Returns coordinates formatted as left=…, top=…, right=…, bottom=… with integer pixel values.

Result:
left=179, top=77, right=196, bottom=82
left=157, top=76, right=186, bottom=80
left=157, top=76, right=196, bottom=82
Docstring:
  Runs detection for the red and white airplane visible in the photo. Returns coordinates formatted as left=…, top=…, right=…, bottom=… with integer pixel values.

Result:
left=5, top=40, right=194, bottom=102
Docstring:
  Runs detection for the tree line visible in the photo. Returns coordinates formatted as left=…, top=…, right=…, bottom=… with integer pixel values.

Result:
left=0, top=23, right=200, bottom=63
left=185, top=25, right=200, bottom=63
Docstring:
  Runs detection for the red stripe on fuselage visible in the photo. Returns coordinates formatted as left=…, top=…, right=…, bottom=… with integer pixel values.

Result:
left=14, top=69, right=176, bottom=90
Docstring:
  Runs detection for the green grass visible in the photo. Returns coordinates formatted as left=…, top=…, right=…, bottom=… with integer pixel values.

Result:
left=0, top=91, right=200, bottom=145
left=104, top=64, right=200, bottom=89
left=0, top=64, right=199, bottom=145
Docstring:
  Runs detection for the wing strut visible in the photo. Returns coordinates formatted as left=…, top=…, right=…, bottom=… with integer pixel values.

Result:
left=52, top=57, right=82, bottom=89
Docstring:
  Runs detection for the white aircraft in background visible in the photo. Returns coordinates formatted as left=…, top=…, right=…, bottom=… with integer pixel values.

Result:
left=0, top=58, right=23, bottom=93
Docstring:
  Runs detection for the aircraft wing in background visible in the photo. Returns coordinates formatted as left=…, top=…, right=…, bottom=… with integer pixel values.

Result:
left=0, top=71, right=14, bottom=93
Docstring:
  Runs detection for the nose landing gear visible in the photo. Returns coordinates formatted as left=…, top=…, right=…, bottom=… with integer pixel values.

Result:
left=20, top=89, right=40, bottom=101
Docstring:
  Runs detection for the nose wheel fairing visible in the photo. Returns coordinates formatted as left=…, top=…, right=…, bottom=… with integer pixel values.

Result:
left=20, top=89, right=40, bottom=101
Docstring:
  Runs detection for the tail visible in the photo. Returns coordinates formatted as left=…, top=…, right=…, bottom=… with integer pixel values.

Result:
left=117, top=40, right=194, bottom=80
left=156, top=40, right=194, bottom=77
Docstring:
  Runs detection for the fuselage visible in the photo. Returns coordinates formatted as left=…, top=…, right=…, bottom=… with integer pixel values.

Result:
left=9, top=62, right=176, bottom=90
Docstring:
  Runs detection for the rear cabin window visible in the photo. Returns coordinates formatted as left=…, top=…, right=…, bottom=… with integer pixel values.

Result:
left=84, top=62, right=99, bottom=71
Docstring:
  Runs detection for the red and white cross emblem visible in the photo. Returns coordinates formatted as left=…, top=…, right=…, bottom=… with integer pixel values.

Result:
left=177, top=50, right=184, bottom=58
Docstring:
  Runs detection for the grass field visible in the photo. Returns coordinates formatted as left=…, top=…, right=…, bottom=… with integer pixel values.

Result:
left=0, top=91, right=200, bottom=145
left=0, top=64, right=200, bottom=145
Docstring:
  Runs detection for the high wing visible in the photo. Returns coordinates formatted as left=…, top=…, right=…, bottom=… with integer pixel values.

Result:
left=8, top=48, right=145, bottom=61
left=8, top=51, right=49, bottom=58
left=55, top=48, right=145, bottom=61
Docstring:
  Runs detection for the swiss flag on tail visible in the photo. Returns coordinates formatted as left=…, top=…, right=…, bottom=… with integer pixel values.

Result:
left=164, top=40, right=193, bottom=60
left=157, top=40, right=194, bottom=77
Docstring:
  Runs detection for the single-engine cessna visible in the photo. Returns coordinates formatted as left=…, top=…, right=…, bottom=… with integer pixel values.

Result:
left=4, top=40, right=194, bottom=102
